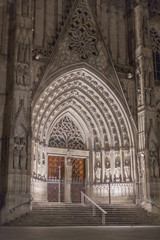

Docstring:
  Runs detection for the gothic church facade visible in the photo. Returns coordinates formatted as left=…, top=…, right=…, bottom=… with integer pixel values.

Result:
left=0, top=0, right=160, bottom=223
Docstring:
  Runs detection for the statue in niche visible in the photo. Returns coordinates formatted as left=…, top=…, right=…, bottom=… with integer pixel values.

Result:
left=95, top=163, right=101, bottom=183
left=13, top=146, right=19, bottom=169
left=23, top=64, right=29, bottom=86
left=114, top=160, right=121, bottom=182
left=20, top=147, right=27, bottom=170
left=149, top=151, right=159, bottom=178
left=16, top=64, right=29, bottom=86
left=105, top=161, right=111, bottom=183
left=124, top=160, right=131, bottom=182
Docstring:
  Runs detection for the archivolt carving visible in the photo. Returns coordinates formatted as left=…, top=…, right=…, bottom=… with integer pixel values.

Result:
left=32, top=70, right=132, bottom=151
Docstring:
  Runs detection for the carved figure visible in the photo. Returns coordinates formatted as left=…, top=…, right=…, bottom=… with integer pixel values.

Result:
left=114, top=160, right=121, bottom=182
left=105, top=162, right=111, bottom=182
left=124, top=164, right=130, bottom=181
left=115, top=167, right=121, bottom=179
left=150, top=154, right=159, bottom=178
left=95, top=163, right=101, bottom=182
left=13, top=146, right=19, bottom=169
left=23, top=64, right=29, bottom=86
left=20, top=147, right=27, bottom=170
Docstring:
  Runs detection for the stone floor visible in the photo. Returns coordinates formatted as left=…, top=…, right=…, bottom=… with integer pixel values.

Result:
left=0, top=226, right=160, bottom=240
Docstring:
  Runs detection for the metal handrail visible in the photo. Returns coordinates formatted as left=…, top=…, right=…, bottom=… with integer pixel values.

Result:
left=81, top=191, right=107, bottom=225
left=145, top=200, right=160, bottom=210
left=9, top=198, right=33, bottom=213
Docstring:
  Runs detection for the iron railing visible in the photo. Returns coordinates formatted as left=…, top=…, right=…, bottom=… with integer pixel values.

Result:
left=9, top=198, right=33, bottom=213
left=145, top=200, right=160, bottom=210
left=81, top=191, right=107, bottom=225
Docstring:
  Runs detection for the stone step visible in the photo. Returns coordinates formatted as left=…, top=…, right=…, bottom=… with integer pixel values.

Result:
left=5, top=203, right=152, bottom=226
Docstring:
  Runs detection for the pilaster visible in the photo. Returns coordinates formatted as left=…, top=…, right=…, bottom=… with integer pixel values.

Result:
left=2, top=0, right=32, bottom=223
left=134, top=1, right=158, bottom=203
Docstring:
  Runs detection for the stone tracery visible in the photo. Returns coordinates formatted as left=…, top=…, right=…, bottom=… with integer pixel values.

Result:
left=48, top=116, right=85, bottom=150
left=68, top=0, right=98, bottom=60
left=150, top=28, right=160, bottom=54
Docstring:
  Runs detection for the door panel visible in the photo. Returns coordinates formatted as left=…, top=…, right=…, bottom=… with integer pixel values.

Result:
left=48, top=156, right=64, bottom=202
left=71, top=158, right=85, bottom=202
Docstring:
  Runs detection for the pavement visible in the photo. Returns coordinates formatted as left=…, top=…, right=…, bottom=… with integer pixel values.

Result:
left=0, top=226, right=160, bottom=240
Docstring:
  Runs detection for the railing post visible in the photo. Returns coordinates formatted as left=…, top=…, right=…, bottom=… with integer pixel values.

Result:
left=58, top=166, right=61, bottom=202
left=102, top=213, right=105, bottom=225
left=92, top=205, right=96, bottom=216
left=109, top=182, right=111, bottom=204
left=81, top=191, right=84, bottom=204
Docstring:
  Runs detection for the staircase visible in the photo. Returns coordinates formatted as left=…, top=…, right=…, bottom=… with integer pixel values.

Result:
left=99, top=204, right=151, bottom=225
left=5, top=202, right=153, bottom=226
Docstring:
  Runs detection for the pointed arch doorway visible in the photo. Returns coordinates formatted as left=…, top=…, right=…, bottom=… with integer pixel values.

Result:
left=32, top=67, right=137, bottom=204
left=47, top=115, right=89, bottom=203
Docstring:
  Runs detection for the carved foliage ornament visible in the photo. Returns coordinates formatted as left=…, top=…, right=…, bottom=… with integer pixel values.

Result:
left=68, top=0, right=98, bottom=60
left=150, top=28, right=160, bottom=54
left=49, top=116, right=84, bottom=150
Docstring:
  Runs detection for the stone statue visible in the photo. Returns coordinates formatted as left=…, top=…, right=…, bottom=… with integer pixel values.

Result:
left=23, top=64, right=29, bottom=86
left=114, top=161, right=121, bottom=182
left=13, top=146, right=19, bottom=169
left=115, top=167, right=121, bottom=179
left=105, top=162, right=111, bottom=182
left=150, top=157, right=159, bottom=178
left=124, top=164, right=130, bottom=181
left=95, top=163, right=101, bottom=182
left=20, top=147, right=27, bottom=170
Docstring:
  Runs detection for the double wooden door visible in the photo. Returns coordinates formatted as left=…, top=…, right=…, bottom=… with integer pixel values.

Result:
left=48, top=156, right=85, bottom=202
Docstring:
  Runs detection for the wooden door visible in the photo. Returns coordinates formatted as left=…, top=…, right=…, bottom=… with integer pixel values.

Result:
left=71, top=158, right=85, bottom=202
left=48, top=156, right=64, bottom=202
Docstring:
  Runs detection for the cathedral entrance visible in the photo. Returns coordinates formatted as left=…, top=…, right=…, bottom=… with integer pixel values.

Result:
left=31, top=68, right=136, bottom=204
left=47, top=156, right=85, bottom=202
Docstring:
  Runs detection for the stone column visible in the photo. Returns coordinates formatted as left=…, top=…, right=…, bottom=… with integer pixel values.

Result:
left=101, top=149, right=105, bottom=182
left=64, top=157, right=72, bottom=202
